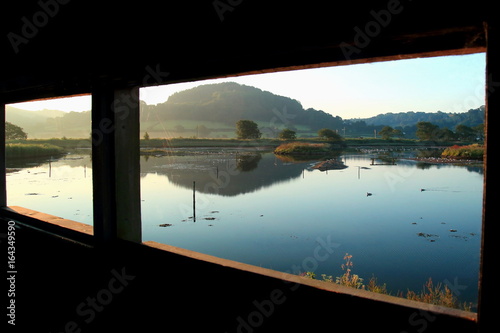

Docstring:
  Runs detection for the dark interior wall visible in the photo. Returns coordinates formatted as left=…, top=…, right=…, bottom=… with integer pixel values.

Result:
left=0, top=0, right=486, bottom=102
left=1, top=1, right=494, bottom=332
left=11, top=220, right=476, bottom=332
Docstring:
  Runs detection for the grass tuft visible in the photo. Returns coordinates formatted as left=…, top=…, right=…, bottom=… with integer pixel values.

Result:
left=302, top=253, right=473, bottom=311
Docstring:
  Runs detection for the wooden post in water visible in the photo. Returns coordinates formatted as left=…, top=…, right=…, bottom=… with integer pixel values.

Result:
left=193, top=181, right=196, bottom=222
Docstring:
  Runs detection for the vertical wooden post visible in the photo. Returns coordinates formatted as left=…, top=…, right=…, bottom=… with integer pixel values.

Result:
left=478, top=20, right=499, bottom=332
left=92, top=85, right=117, bottom=244
left=193, top=181, right=196, bottom=222
left=92, top=85, right=142, bottom=244
left=0, top=103, right=6, bottom=207
left=114, top=87, right=142, bottom=243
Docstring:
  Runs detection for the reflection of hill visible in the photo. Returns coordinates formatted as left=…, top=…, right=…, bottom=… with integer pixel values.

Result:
left=140, top=152, right=309, bottom=196
left=5, top=153, right=92, bottom=169
left=6, top=155, right=53, bottom=169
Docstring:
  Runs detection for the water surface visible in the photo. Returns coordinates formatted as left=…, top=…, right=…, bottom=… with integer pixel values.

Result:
left=7, top=149, right=483, bottom=305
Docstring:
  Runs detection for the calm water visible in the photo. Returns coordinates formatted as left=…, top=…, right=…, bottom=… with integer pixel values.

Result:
left=6, top=149, right=483, bottom=305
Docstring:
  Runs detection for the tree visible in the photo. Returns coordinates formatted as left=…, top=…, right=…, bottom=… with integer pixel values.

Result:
left=473, top=124, right=485, bottom=141
left=379, top=126, right=395, bottom=140
left=174, top=124, right=185, bottom=132
left=236, top=120, right=261, bottom=139
left=278, top=128, right=296, bottom=140
left=318, top=128, right=342, bottom=142
left=416, top=121, right=439, bottom=141
left=143, top=131, right=150, bottom=140
left=196, top=125, right=211, bottom=138
left=455, top=124, right=476, bottom=141
left=392, top=128, right=404, bottom=138
left=436, top=128, right=455, bottom=142
left=6, top=122, right=28, bottom=140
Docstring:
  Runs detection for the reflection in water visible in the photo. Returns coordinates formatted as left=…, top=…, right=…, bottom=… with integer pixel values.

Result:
left=7, top=150, right=484, bottom=306
left=140, top=151, right=483, bottom=306
left=236, top=153, right=262, bottom=172
left=6, top=153, right=93, bottom=224
left=141, top=152, right=308, bottom=196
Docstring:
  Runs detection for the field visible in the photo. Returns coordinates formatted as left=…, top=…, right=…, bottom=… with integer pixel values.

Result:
left=4, top=137, right=466, bottom=160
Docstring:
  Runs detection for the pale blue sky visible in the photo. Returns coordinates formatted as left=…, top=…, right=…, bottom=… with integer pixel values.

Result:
left=10, top=53, right=485, bottom=119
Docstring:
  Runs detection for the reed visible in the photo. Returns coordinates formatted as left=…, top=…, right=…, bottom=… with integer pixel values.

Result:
left=303, top=253, right=473, bottom=311
left=5, top=143, right=65, bottom=159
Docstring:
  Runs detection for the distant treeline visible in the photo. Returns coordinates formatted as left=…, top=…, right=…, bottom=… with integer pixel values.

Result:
left=346, top=105, right=484, bottom=139
left=6, top=82, right=485, bottom=139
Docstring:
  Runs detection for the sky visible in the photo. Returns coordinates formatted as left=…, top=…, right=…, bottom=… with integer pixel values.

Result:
left=9, top=53, right=486, bottom=119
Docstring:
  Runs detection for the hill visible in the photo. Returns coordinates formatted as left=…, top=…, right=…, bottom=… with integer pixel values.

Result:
left=357, top=106, right=485, bottom=129
left=5, top=83, right=345, bottom=139
left=6, top=106, right=65, bottom=135
left=5, top=82, right=485, bottom=139
left=6, top=105, right=91, bottom=139
left=140, top=82, right=343, bottom=138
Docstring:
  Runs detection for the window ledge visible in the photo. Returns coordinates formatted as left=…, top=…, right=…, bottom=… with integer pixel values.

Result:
left=7, top=206, right=93, bottom=235
left=0, top=205, right=477, bottom=323
left=143, top=240, right=477, bottom=322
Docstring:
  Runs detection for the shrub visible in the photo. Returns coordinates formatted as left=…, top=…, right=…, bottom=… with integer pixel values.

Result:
left=442, top=144, right=484, bottom=160
left=274, top=142, right=331, bottom=155
left=278, top=128, right=296, bottom=140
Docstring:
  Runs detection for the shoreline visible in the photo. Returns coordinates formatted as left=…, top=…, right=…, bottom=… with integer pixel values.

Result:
left=403, top=157, right=483, bottom=165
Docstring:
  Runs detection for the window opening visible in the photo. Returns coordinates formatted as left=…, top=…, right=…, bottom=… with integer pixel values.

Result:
left=5, top=94, right=93, bottom=228
left=139, top=53, right=486, bottom=312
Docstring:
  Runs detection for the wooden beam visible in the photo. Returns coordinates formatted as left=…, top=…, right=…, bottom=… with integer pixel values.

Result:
left=91, top=85, right=142, bottom=244
left=8, top=206, right=93, bottom=235
left=478, top=20, right=499, bottom=332
left=0, top=103, right=5, bottom=207
left=91, top=85, right=117, bottom=243
left=114, top=87, right=142, bottom=242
